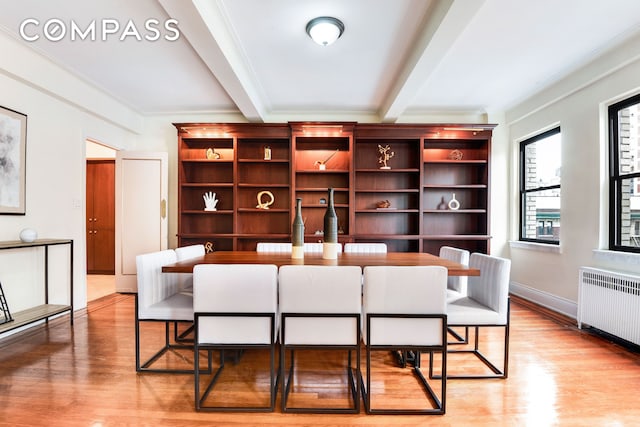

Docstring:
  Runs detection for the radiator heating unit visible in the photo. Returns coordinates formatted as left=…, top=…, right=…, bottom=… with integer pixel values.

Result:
left=578, top=267, right=640, bottom=346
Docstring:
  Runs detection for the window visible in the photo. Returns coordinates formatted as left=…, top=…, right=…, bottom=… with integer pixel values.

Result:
left=609, top=93, right=640, bottom=251
left=519, top=127, right=561, bottom=244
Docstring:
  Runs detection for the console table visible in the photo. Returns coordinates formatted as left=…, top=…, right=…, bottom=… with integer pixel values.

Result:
left=0, top=239, right=74, bottom=334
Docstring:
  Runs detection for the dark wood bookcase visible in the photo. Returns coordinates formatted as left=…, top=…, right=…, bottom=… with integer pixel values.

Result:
left=175, top=122, right=493, bottom=254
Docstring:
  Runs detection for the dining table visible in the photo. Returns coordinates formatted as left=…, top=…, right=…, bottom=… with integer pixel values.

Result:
left=162, top=250, right=480, bottom=276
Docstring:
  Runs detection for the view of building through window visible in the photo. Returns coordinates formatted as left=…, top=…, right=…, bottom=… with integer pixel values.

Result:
left=617, top=102, right=640, bottom=247
left=521, top=128, right=561, bottom=243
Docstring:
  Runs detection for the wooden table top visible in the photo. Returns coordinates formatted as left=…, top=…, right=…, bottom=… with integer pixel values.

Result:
left=162, top=251, right=479, bottom=276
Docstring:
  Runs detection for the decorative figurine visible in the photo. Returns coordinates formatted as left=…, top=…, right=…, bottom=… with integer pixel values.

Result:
left=206, top=147, right=221, bottom=160
left=314, top=149, right=339, bottom=170
left=448, top=149, right=464, bottom=160
left=448, top=193, right=460, bottom=210
left=264, top=145, right=272, bottom=160
left=256, top=190, right=275, bottom=209
left=203, top=192, right=219, bottom=211
left=204, top=241, right=214, bottom=253
left=376, top=200, right=391, bottom=209
left=378, top=144, right=394, bottom=169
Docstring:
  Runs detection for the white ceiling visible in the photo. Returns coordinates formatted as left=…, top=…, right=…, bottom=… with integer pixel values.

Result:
left=1, top=0, right=640, bottom=122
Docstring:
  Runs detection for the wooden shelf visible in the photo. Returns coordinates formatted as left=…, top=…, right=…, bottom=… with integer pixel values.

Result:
left=423, top=184, right=487, bottom=189
left=0, top=304, right=72, bottom=334
left=356, top=189, right=420, bottom=193
left=182, top=210, right=234, bottom=215
left=302, top=204, right=349, bottom=209
left=237, top=159, right=289, bottom=163
left=353, top=234, right=419, bottom=240
left=237, top=208, right=289, bottom=213
left=356, top=168, right=420, bottom=173
left=423, top=209, right=487, bottom=213
left=181, top=183, right=234, bottom=188
left=424, top=160, right=487, bottom=164
left=295, top=169, right=349, bottom=173
left=356, top=209, right=419, bottom=213
left=422, top=235, right=491, bottom=240
left=237, top=183, right=290, bottom=188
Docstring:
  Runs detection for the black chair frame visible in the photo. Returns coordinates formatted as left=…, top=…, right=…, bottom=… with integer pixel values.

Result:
left=194, top=312, right=278, bottom=412
left=135, top=294, right=209, bottom=374
left=432, top=299, right=510, bottom=379
left=447, top=326, right=469, bottom=344
left=280, top=312, right=361, bottom=414
left=362, top=313, right=447, bottom=415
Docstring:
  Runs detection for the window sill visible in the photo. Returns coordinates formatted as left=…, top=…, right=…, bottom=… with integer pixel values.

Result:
left=592, top=250, right=640, bottom=266
left=509, top=240, right=562, bottom=254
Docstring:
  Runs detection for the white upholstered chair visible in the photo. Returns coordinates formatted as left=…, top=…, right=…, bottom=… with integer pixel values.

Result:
left=278, top=265, right=362, bottom=413
left=192, top=264, right=279, bottom=411
left=173, top=244, right=205, bottom=340
left=175, top=244, right=205, bottom=294
left=439, top=246, right=470, bottom=300
left=135, top=249, right=198, bottom=373
left=256, top=242, right=292, bottom=253
left=442, top=252, right=511, bottom=379
left=302, top=242, right=343, bottom=253
left=344, top=243, right=387, bottom=254
left=439, top=246, right=470, bottom=344
left=361, top=266, right=448, bottom=414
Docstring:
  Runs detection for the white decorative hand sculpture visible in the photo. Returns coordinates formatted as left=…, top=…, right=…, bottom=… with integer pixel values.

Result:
left=203, top=191, right=219, bottom=211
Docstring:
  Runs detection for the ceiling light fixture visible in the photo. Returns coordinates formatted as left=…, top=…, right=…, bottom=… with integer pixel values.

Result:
left=306, top=16, right=344, bottom=46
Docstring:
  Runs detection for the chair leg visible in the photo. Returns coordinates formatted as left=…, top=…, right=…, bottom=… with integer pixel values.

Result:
left=363, top=346, right=446, bottom=415
left=447, top=326, right=469, bottom=345
left=196, top=346, right=278, bottom=412
left=281, top=347, right=360, bottom=414
left=137, top=319, right=209, bottom=374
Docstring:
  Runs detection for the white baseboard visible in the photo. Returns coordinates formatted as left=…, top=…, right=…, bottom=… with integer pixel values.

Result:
left=509, top=281, right=577, bottom=320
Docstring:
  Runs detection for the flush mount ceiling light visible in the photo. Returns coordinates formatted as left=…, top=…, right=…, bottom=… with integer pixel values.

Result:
left=306, top=16, right=344, bottom=46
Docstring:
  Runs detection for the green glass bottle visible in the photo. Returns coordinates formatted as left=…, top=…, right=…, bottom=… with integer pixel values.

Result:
left=292, top=198, right=304, bottom=258
left=322, top=188, right=338, bottom=259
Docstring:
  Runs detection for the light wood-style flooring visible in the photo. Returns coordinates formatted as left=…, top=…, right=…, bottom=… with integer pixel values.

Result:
left=0, top=294, right=639, bottom=426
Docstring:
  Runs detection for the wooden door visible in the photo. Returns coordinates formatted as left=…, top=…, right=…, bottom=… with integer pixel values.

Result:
left=86, top=160, right=115, bottom=274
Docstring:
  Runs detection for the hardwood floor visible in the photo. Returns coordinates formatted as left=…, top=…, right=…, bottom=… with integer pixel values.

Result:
left=1, top=294, right=639, bottom=426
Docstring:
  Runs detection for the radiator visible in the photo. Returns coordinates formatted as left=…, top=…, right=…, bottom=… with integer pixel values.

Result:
left=578, top=267, right=640, bottom=346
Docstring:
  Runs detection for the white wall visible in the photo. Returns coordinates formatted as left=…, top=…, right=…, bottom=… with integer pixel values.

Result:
left=0, top=31, right=140, bottom=319
left=504, top=31, right=640, bottom=318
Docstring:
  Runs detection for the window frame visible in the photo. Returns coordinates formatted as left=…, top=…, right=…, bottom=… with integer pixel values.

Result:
left=609, top=93, right=640, bottom=253
left=519, top=126, right=561, bottom=245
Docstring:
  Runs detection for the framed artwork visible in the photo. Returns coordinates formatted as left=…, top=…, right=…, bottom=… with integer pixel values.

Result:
left=0, top=105, right=27, bottom=214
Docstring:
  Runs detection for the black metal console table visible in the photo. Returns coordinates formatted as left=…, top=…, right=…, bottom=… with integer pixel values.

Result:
left=0, top=239, right=74, bottom=334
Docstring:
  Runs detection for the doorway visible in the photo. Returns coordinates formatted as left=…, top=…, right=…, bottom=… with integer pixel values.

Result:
left=86, top=140, right=116, bottom=300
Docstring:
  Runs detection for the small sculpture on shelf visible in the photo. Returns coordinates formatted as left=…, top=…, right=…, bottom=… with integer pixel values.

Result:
left=203, top=192, right=219, bottom=211
left=263, top=145, right=272, bottom=160
left=314, top=149, right=339, bottom=170
left=204, top=241, right=214, bottom=253
left=206, top=147, right=221, bottom=160
left=376, top=200, right=391, bottom=209
left=256, top=190, right=275, bottom=209
left=378, top=144, right=394, bottom=169
left=448, top=193, right=460, bottom=210
left=448, top=149, right=464, bottom=160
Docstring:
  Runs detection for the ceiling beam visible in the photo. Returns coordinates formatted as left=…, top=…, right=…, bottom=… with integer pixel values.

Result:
left=379, top=0, right=486, bottom=122
left=158, top=0, right=266, bottom=122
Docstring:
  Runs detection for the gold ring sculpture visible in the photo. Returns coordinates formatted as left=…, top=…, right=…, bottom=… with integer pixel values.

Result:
left=256, top=191, right=275, bottom=209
